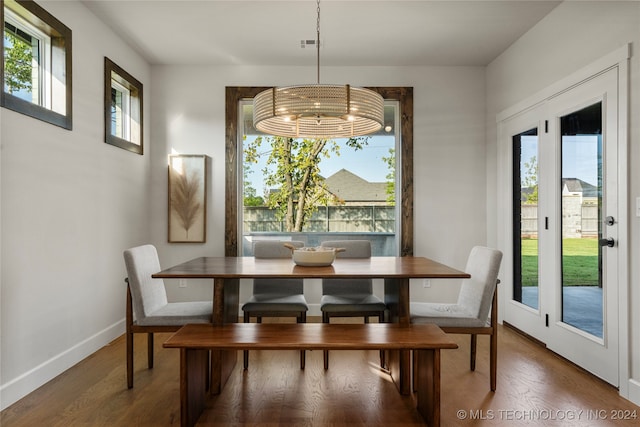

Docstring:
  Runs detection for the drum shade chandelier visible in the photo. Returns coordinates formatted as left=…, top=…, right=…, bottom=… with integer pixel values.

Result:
left=253, top=0, right=384, bottom=139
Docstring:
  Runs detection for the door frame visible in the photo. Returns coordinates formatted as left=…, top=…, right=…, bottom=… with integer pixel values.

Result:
left=496, top=44, right=629, bottom=397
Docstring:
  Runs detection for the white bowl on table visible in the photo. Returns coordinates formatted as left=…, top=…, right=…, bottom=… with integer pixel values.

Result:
left=283, top=244, right=345, bottom=267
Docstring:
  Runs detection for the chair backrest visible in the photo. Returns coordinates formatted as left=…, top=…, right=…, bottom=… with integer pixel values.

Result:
left=320, top=240, right=372, bottom=295
left=253, top=240, right=303, bottom=258
left=252, top=240, right=304, bottom=294
left=123, top=244, right=168, bottom=323
left=457, top=246, right=503, bottom=322
left=321, top=240, right=372, bottom=259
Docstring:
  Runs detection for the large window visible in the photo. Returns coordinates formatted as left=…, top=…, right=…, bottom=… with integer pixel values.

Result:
left=1, top=0, right=72, bottom=129
left=104, top=57, right=143, bottom=154
left=224, top=87, right=414, bottom=258
left=240, top=101, right=399, bottom=255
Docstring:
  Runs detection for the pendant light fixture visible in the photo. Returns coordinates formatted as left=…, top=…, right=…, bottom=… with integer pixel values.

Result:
left=253, top=0, right=384, bottom=139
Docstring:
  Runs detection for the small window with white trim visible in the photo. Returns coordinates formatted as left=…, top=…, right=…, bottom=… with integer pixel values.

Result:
left=1, top=0, right=72, bottom=129
left=104, top=57, right=143, bottom=154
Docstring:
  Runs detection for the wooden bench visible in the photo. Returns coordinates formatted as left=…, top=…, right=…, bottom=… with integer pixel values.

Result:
left=163, top=323, right=458, bottom=427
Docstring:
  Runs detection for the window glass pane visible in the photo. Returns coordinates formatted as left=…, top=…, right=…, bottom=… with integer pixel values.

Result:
left=3, top=22, right=36, bottom=103
left=241, top=102, right=398, bottom=256
left=110, top=79, right=131, bottom=141
left=560, top=102, right=603, bottom=338
left=513, top=128, right=539, bottom=310
left=111, top=87, right=123, bottom=137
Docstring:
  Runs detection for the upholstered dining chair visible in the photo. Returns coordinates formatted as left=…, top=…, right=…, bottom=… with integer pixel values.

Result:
left=123, top=244, right=212, bottom=389
left=242, top=240, right=308, bottom=369
left=410, top=246, right=503, bottom=391
left=319, top=240, right=387, bottom=369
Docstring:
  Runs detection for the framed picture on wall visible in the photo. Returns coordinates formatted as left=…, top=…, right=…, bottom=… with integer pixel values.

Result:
left=168, top=154, right=208, bottom=243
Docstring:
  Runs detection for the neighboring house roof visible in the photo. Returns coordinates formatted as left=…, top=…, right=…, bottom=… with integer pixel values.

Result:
left=324, top=169, right=388, bottom=202
left=562, top=178, right=598, bottom=197
left=520, top=178, right=598, bottom=201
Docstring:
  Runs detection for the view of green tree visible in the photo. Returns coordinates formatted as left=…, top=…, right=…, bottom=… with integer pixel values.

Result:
left=244, top=135, right=368, bottom=232
left=243, top=158, right=265, bottom=207
left=3, top=31, right=33, bottom=94
left=382, top=148, right=395, bottom=206
left=522, top=155, right=538, bottom=204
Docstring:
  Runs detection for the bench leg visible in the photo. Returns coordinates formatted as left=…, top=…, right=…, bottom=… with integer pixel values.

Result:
left=180, top=348, right=209, bottom=427
left=415, top=349, right=442, bottom=427
left=388, top=349, right=412, bottom=395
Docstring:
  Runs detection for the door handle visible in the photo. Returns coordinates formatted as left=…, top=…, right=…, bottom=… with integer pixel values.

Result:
left=605, top=216, right=615, bottom=226
left=599, top=237, right=615, bottom=247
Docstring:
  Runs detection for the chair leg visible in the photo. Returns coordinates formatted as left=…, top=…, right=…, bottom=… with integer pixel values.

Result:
left=126, top=281, right=134, bottom=389
left=490, top=328, right=497, bottom=392
left=323, top=312, right=329, bottom=370
left=243, top=312, right=250, bottom=370
left=126, top=330, right=134, bottom=389
left=489, top=286, right=498, bottom=391
left=147, top=333, right=154, bottom=369
left=470, top=334, right=477, bottom=371
left=379, top=313, right=385, bottom=368
left=299, top=312, right=306, bottom=370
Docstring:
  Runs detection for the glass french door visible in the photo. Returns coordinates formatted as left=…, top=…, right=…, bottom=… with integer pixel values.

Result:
left=502, top=68, right=619, bottom=386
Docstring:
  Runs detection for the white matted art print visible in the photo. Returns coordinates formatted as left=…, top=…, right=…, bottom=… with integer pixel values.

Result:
left=168, top=154, right=208, bottom=243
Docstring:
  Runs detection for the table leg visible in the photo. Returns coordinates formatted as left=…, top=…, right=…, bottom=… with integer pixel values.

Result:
left=180, top=348, right=208, bottom=427
left=384, top=277, right=412, bottom=395
left=210, top=277, right=239, bottom=394
left=415, top=349, right=442, bottom=427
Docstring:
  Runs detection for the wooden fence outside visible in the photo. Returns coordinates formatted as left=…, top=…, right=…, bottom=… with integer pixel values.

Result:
left=243, top=205, right=395, bottom=233
left=521, top=200, right=599, bottom=238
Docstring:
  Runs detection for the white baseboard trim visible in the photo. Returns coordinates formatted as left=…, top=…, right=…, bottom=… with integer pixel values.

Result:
left=628, top=379, right=640, bottom=406
left=0, top=319, right=125, bottom=411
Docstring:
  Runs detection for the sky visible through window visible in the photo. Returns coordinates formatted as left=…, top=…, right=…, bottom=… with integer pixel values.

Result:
left=245, top=134, right=396, bottom=198
left=521, top=135, right=599, bottom=187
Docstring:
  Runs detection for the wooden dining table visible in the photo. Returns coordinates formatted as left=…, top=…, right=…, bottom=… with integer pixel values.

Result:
left=153, top=255, right=470, bottom=396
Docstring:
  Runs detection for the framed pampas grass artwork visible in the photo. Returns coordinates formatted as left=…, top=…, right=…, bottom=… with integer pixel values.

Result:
left=168, top=155, right=208, bottom=243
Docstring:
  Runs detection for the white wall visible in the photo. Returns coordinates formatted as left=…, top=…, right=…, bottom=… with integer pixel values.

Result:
left=14, top=0, right=634, bottom=412
left=149, top=65, right=487, bottom=308
left=0, top=1, right=151, bottom=409
left=485, top=1, right=640, bottom=403
left=0, top=3, right=486, bottom=408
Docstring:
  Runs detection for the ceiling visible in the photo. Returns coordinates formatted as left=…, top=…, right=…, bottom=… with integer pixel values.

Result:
left=81, top=0, right=561, bottom=67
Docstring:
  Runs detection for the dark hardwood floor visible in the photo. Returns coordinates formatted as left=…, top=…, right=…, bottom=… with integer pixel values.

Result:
left=2, top=322, right=639, bottom=426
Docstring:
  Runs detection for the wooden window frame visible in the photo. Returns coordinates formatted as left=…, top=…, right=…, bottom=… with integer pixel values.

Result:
left=224, top=86, right=414, bottom=257
left=104, top=57, right=143, bottom=155
left=1, top=0, right=72, bottom=129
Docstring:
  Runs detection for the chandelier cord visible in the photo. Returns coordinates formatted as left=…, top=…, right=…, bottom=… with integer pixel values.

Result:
left=252, top=0, right=383, bottom=138
left=316, top=0, right=321, bottom=85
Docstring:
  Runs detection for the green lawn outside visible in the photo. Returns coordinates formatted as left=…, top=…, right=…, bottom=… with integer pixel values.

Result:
left=521, top=238, right=599, bottom=287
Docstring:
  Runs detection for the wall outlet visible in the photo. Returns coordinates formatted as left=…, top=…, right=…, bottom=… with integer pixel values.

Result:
left=179, top=279, right=187, bottom=288
left=422, top=279, right=431, bottom=288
